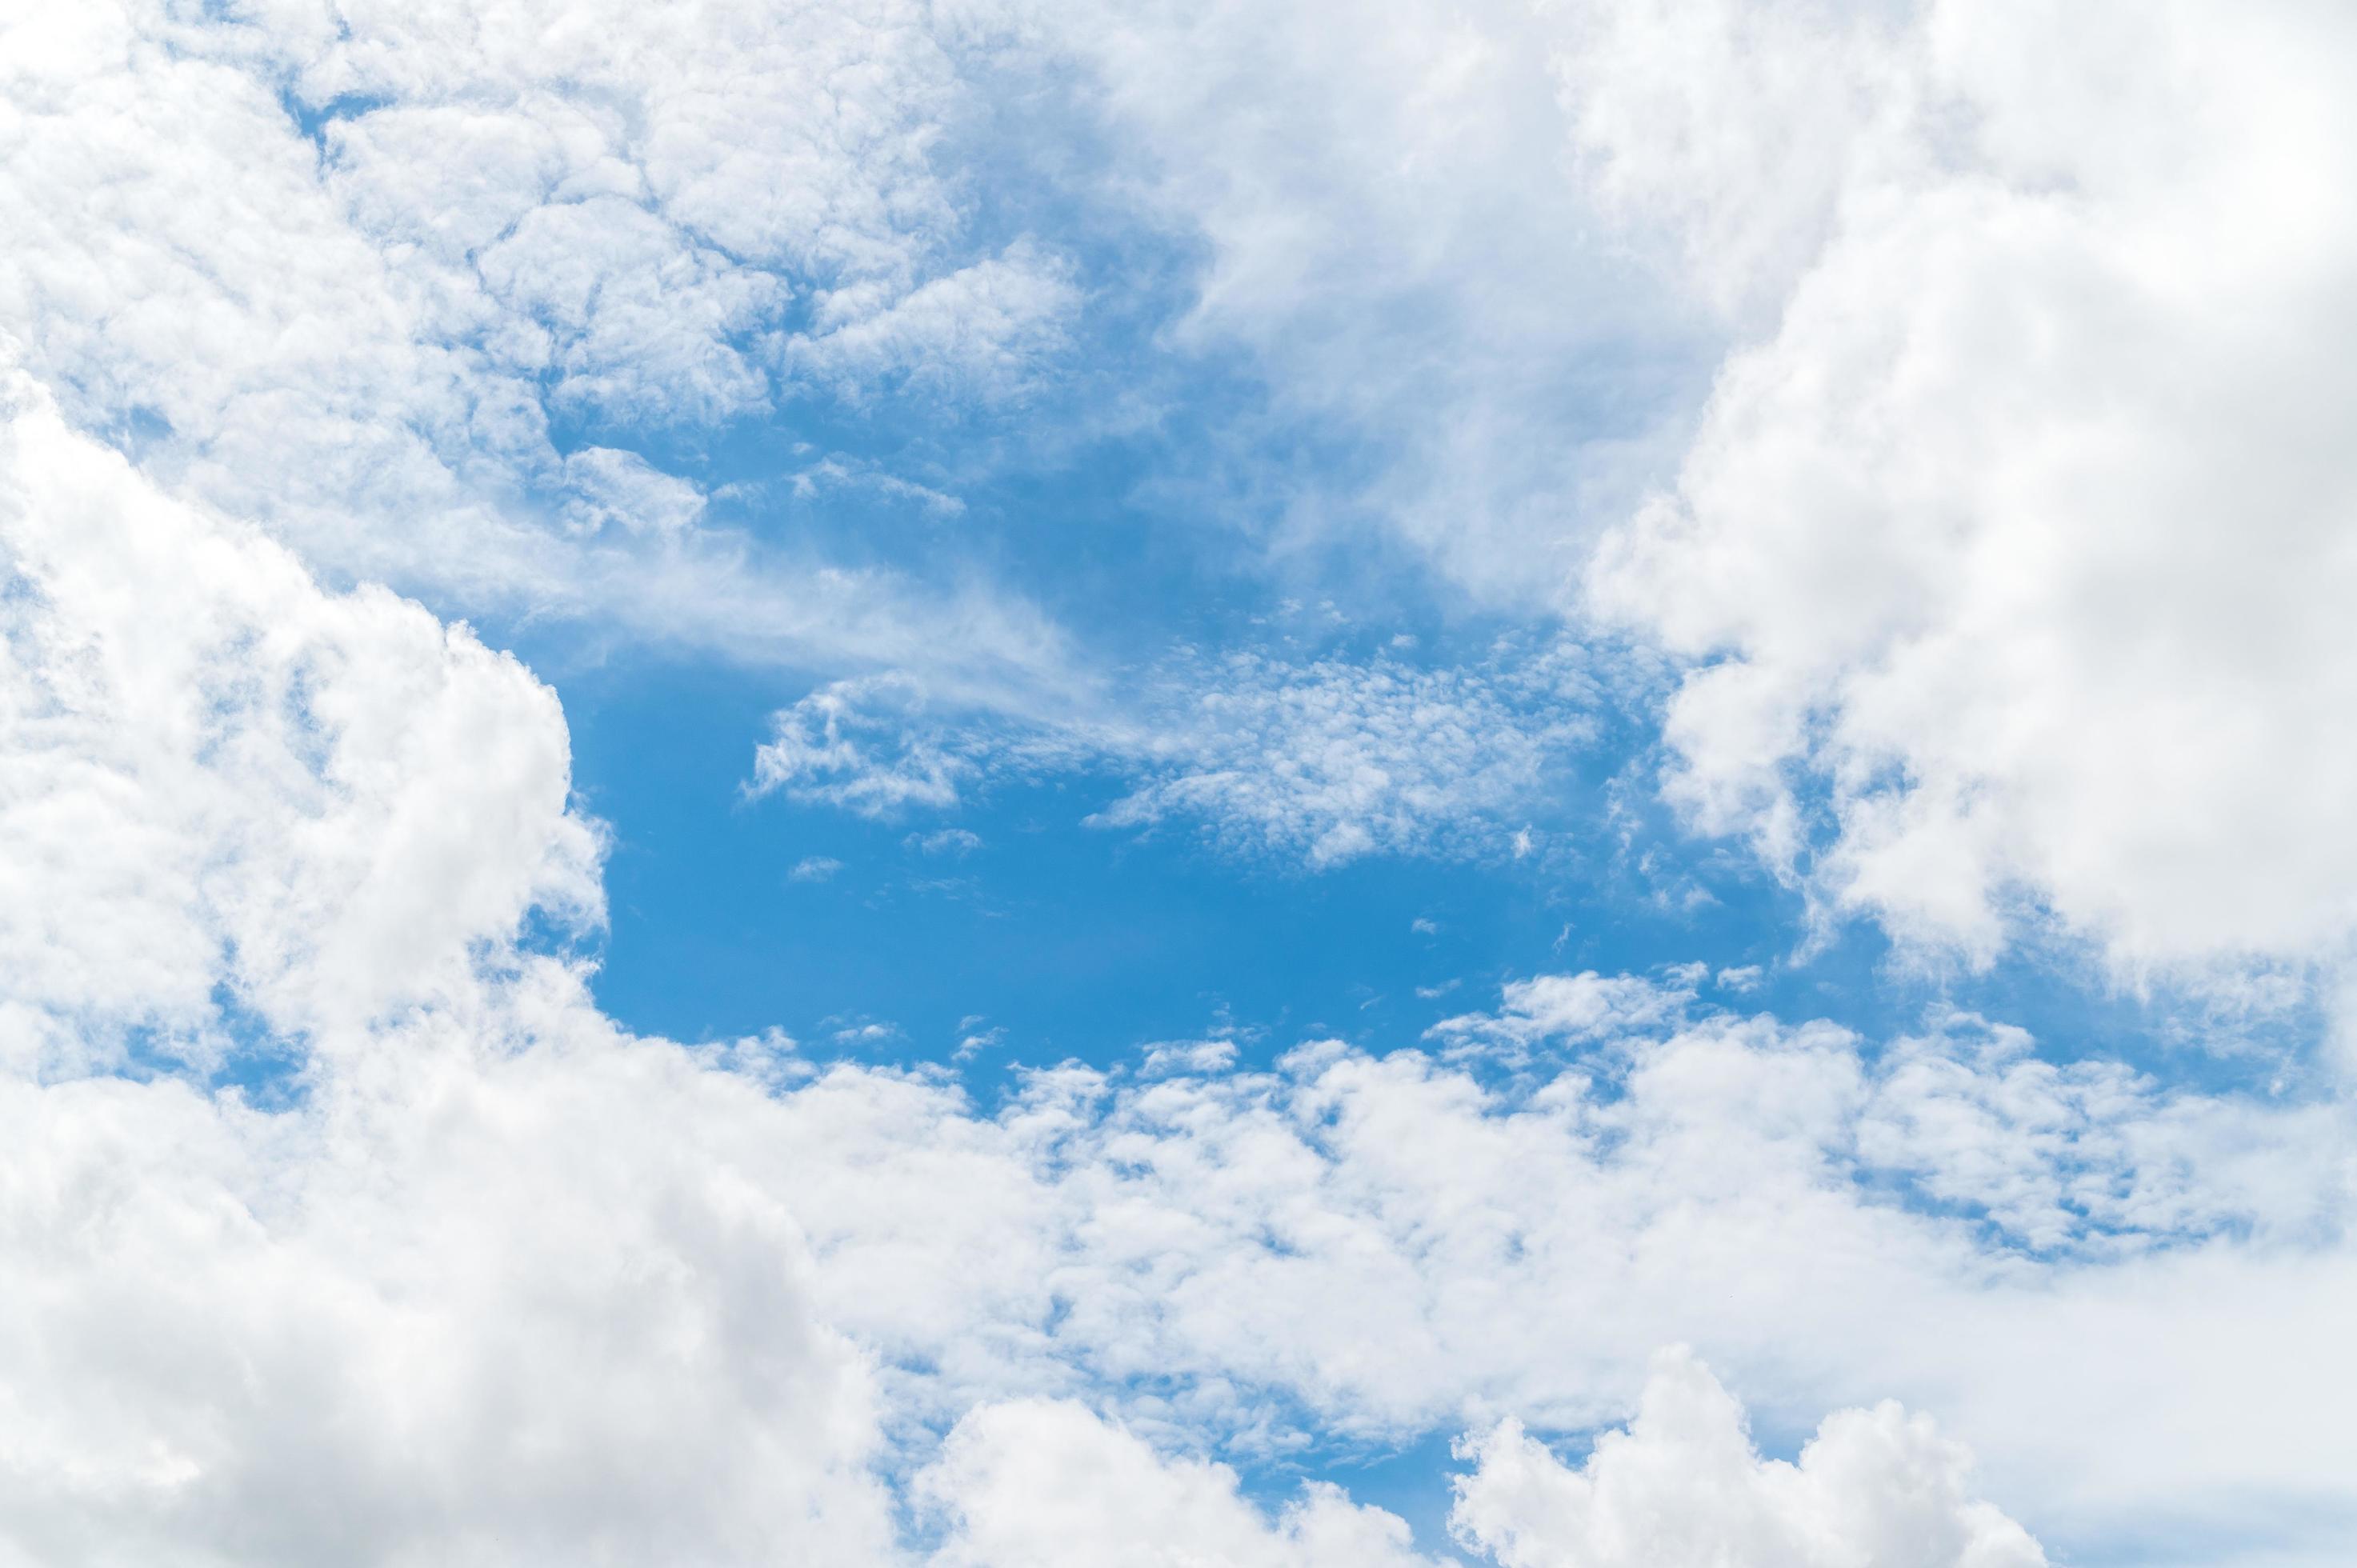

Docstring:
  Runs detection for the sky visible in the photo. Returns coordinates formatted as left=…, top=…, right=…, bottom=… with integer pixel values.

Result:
left=1, top=1, right=2354, bottom=1564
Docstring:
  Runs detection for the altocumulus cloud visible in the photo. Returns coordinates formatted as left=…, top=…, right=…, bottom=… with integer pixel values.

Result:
left=750, top=644, right=1594, bottom=869
left=0, top=0, right=1081, bottom=696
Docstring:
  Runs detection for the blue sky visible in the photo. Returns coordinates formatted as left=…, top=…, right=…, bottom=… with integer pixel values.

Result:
left=2, top=2, right=2354, bottom=1565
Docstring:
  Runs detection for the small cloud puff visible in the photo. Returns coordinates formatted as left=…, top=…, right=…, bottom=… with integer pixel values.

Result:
left=1141, top=1038, right=1241, bottom=1077
left=748, top=676, right=976, bottom=818
left=909, top=828, right=983, bottom=858
left=954, top=1023, right=1006, bottom=1061
left=1428, top=970, right=1694, bottom=1062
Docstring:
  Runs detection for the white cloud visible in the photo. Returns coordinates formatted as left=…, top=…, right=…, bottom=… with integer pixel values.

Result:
left=0, top=0, right=1083, bottom=697
left=0, top=373, right=601, bottom=1051
left=955, top=1024, right=1006, bottom=1060
left=790, top=855, right=846, bottom=882
left=1453, top=1348, right=2046, bottom=1568
left=751, top=644, right=1591, bottom=868
left=910, top=828, right=985, bottom=858
left=786, top=242, right=1079, bottom=402
left=749, top=675, right=990, bottom=818
left=557, top=446, right=709, bottom=539
left=922, top=1399, right=1438, bottom=1567
left=754, top=986, right=2354, bottom=1542
left=0, top=991, right=906, bottom=1567
left=0, top=386, right=892, bottom=1564
left=786, top=456, right=968, bottom=518
left=5, top=14, right=2355, bottom=1558
left=1579, top=0, right=2357, bottom=999
left=1138, top=1037, right=1240, bottom=1077
left=1093, top=645, right=1595, bottom=867
left=1428, top=970, right=1694, bottom=1062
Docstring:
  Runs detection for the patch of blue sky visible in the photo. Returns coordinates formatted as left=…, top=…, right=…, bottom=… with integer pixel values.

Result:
left=114, top=982, right=308, bottom=1107
left=555, top=642, right=2279, bottom=1103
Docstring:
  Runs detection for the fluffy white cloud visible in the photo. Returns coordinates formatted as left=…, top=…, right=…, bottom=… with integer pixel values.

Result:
left=786, top=243, right=1079, bottom=402
left=1453, top=1348, right=2045, bottom=1568
left=0, top=372, right=600, bottom=1052
left=1580, top=0, right=2357, bottom=996
left=742, top=983, right=2355, bottom=1559
left=0, top=1002, right=902, bottom=1568
left=0, top=379, right=894, bottom=1566
left=1046, top=0, right=2357, bottom=1017
left=922, top=1400, right=1437, bottom=1567
left=3, top=13, right=2352, bottom=1559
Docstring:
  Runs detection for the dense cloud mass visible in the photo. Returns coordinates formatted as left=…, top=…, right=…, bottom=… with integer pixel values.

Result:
left=2, top=0, right=2352, bottom=1562
left=1454, top=1350, right=2047, bottom=1568
left=0, top=374, right=601, bottom=1053
left=1582, top=0, right=2357, bottom=994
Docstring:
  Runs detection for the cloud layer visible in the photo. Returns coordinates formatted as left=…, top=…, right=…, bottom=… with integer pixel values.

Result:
left=3, top=400, right=2329, bottom=1562
left=4, top=0, right=2353, bottom=1562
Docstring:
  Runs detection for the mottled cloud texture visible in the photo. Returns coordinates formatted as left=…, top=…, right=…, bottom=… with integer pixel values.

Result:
left=2, top=0, right=2353, bottom=1563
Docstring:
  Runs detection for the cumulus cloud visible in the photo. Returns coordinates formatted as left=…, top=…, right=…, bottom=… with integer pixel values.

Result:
left=0, top=380, right=892, bottom=1564
left=1429, top=970, right=1694, bottom=1061
left=6, top=7, right=2355, bottom=1563
left=1578, top=0, right=2357, bottom=998
left=786, top=242, right=1079, bottom=402
left=0, top=1001, right=902, bottom=1568
left=922, top=1400, right=1438, bottom=1567
left=755, top=983, right=2354, bottom=1556
left=909, top=828, right=985, bottom=858
left=1453, top=1348, right=2046, bottom=1568
left=0, top=373, right=601, bottom=1052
